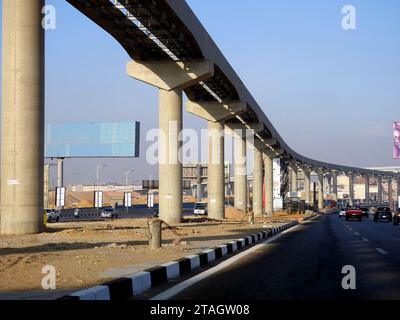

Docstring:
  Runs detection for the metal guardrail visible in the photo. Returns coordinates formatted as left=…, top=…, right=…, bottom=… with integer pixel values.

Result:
left=55, top=203, right=197, bottom=222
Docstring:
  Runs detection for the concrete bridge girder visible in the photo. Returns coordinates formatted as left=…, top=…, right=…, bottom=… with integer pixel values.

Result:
left=186, top=100, right=247, bottom=123
left=126, top=59, right=214, bottom=91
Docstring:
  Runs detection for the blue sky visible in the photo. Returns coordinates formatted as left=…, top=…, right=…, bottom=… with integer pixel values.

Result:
left=1, top=0, right=400, bottom=185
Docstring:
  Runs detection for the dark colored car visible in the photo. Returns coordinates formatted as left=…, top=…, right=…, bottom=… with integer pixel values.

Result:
left=393, top=208, right=400, bottom=225
left=360, top=207, right=370, bottom=218
left=346, top=209, right=362, bottom=221
left=373, top=207, right=392, bottom=222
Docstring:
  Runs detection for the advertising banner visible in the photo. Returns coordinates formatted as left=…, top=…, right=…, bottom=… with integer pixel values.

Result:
left=394, top=122, right=400, bottom=159
left=46, top=122, right=140, bottom=158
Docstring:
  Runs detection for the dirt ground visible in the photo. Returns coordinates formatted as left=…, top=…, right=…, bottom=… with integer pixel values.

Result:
left=0, top=210, right=309, bottom=294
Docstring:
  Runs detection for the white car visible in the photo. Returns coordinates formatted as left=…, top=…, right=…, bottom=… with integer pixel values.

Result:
left=46, top=209, right=60, bottom=223
left=100, top=208, right=118, bottom=219
left=339, top=208, right=346, bottom=218
left=194, top=202, right=208, bottom=216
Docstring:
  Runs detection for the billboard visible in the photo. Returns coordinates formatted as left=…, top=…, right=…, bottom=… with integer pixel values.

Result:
left=394, top=122, right=400, bottom=159
left=45, top=122, right=140, bottom=158
left=273, top=158, right=283, bottom=210
left=124, top=193, right=132, bottom=208
left=94, top=191, right=103, bottom=208
left=55, top=187, right=66, bottom=207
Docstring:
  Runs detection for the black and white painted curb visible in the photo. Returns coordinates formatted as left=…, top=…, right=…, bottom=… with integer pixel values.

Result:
left=59, top=221, right=298, bottom=301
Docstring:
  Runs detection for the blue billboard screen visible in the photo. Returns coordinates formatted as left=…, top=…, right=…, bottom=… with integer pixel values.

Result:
left=45, top=122, right=140, bottom=158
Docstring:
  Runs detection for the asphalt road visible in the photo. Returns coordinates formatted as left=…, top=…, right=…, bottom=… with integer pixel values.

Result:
left=167, top=213, right=400, bottom=300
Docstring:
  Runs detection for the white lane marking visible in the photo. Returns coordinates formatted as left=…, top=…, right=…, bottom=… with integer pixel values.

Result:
left=362, top=237, right=369, bottom=242
left=149, top=218, right=316, bottom=301
left=376, top=248, right=388, bottom=255
left=354, top=232, right=360, bottom=236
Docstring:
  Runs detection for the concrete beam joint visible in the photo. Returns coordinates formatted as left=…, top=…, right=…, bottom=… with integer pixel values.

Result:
left=126, top=60, right=214, bottom=91
left=186, top=100, right=246, bottom=122
left=227, top=122, right=263, bottom=135
left=264, top=138, right=277, bottom=147
left=272, top=148, right=285, bottom=156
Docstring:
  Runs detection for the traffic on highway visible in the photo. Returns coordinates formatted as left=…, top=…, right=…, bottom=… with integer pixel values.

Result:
left=145, top=210, right=400, bottom=301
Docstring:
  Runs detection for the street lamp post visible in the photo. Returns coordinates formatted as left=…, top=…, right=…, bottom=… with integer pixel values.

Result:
left=96, top=164, right=107, bottom=189
left=124, top=169, right=135, bottom=187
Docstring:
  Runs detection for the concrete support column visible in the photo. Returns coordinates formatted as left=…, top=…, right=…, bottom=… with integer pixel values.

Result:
left=326, top=175, right=332, bottom=197
left=317, top=172, right=324, bottom=210
left=377, top=176, right=383, bottom=204
left=289, top=166, right=298, bottom=193
left=397, top=179, right=400, bottom=209
left=263, top=154, right=273, bottom=217
left=332, top=172, right=338, bottom=201
left=57, top=158, right=64, bottom=188
left=234, top=131, right=247, bottom=212
left=303, top=169, right=311, bottom=206
left=196, top=164, right=202, bottom=202
left=158, top=89, right=183, bottom=224
left=127, top=58, right=214, bottom=224
left=252, top=146, right=263, bottom=216
left=348, top=173, right=354, bottom=207
left=207, top=121, right=225, bottom=220
left=365, top=176, right=370, bottom=206
left=388, top=178, right=393, bottom=210
left=1, top=0, right=45, bottom=235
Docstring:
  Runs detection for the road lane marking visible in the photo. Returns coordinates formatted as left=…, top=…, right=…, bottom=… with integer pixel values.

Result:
left=354, top=232, right=360, bottom=236
left=362, top=237, right=369, bottom=242
left=376, top=248, right=388, bottom=255
left=149, top=216, right=321, bottom=301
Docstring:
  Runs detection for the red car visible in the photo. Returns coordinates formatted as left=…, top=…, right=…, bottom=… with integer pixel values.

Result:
left=346, top=209, right=363, bottom=221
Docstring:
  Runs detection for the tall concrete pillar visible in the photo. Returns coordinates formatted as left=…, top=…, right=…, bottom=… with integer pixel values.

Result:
left=303, top=169, right=311, bottom=206
left=196, top=164, right=202, bottom=202
left=234, top=130, right=247, bottom=212
left=348, top=173, right=354, bottom=207
left=158, top=89, right=183, bottom=224
left=1, top=0, right=45, bottom=235
left=184, top=99, right=247, bottom=215
left=388, top=178, right=393, bottom=210
left=332, top=172, right=338, bottom=201
left=253, top=146, right=263, bottom=216
left=289, top=166, right=298, bottom=193
left=326, top=175, right=332, bottom=197
left=263, top=154, right=273, bottom=217
left=317, top=172, right=324, bottom=210
left=127, top=58, right=214, bottom=224
left=377, top=176, right=383, bottom=204
left=57, top=158, right=64, bottom=188
left=365, top=175, right=370, bottom=206
left=207, top=121, right=225, bottom=220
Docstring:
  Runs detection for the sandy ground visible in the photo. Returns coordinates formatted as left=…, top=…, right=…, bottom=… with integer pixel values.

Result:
left=0, top=210, right=309, bottom=297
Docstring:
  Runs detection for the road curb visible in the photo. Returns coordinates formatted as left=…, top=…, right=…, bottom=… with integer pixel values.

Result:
left=59, top=220, right=298, bottom=301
